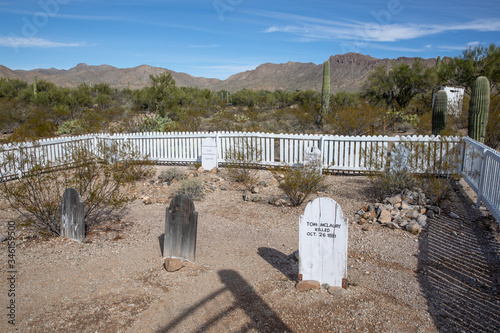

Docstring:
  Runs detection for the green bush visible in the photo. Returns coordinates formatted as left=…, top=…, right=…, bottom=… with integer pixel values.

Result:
left=176, top=178, right=205, bottom=200
left=369, top=169, right=416, bottom=201
left=272, top=161, right=325, bottom=206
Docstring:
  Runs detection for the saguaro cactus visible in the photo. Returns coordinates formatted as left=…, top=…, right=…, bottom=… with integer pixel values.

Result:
left=468, top=76, right=490, bottom=143
left=33, top=75, right=37, bottom=97
left=320, top=60, right=330, bottom=123
left=432, top=90, right=447, bottom=135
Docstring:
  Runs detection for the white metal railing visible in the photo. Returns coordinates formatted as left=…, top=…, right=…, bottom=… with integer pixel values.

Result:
left=2, top=131, right=498, bottom=223
left=461, top=137, right=500, bottom=222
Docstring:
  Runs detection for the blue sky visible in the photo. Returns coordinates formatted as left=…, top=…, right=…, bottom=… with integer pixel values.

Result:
left=0, top=0, right=499, bottom=79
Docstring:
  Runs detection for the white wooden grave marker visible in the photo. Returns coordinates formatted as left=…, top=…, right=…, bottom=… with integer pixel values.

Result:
left=299, top=197, right=348, bottom=287
left=304, top=146, right=322, bottom=164
left=202, top=138, right=217, bottom=170
left=390, top=144, right=411, bottom=172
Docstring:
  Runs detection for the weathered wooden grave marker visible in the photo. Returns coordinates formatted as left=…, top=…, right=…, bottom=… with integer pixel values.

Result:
left=61, top=188, right=85, bottom=242
left=163, top=194, right=198, bottom=264
left=299, top=197, right=348, bottom=287
left=202, top=137, right=217, bottom=170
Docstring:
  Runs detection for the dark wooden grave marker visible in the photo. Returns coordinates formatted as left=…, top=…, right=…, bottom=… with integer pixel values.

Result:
left=61, top=188, right=85, bottom=242
left=163, top=194, right=198, bottom=262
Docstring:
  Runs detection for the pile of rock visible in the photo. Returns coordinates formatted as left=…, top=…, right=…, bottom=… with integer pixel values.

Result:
left=355, top=189, right=444, bottom=235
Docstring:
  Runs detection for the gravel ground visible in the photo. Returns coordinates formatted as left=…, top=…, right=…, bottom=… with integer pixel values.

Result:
left=1, top=166, right=499, bottom=333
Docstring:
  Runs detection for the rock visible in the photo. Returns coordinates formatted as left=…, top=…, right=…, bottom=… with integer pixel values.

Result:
left=242, top=193, right=250, bottom=202
left=386, top=194, right=402, bottom=205
left=426, top=211, right=436, bottom=219
left=358, top=218, right=368, bottom=225
left=251, top=186, right=260, bottom=194
left=0, top=233, right=6, bottom=242
left=221, top=186, right=227, bottom=191
left=449, top=212, right=460, bottom=219
left=251, top=196, right=261, bottom=202
left=327, top=286, right=347, bottom=296
left=197, top=166, right=205, bottom=173
left=406, top=223, right=422, bottom=235
left=405, top=210, right=419, bottom=219
left=430, top=206, right=442, bottom=215
left=143, top=196, right=153, bottom=205
left=210, top=167, right=218, bottom=174
left=362, top=225, right=372, bottom=231
left=258, top=181, right=267, bottom=188
left=164, top=258, right=184, bottom=272
left=417, top=215, right=428, bottom=227
left=296, top=280, right=320, bottom=291
left=270, top=198, right=288, bottom=206
left=401, top=201, right=411, bottom=210
left=386, top=222, right=400, bottom=229
left=293, top=250, right=299, bottom=261
left=378, top=209, right=392, bottom=223
left=362, top=211, right=376, bottom=219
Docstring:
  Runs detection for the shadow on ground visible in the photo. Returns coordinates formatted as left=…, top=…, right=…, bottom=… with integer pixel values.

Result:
left=418, top=181, right=500, bottom=332
left=157, top=269, right=292, bottom=332
left=258, top=247, right=299, bottom=282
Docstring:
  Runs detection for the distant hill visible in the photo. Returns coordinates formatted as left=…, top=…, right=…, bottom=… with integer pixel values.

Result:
left=0, top=53, right=438, bottom=93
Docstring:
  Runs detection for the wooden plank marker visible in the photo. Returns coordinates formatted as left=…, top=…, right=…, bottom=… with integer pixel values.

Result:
left=61, top=188, right=85, bottom=242
left=163, top=194, right=198, bottom=263
left=299, top=197, right=348, bottom=287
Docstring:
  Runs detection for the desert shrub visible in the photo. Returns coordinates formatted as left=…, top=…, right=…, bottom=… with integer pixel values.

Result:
left=369, top=169, right=417, bottom=200
left=176, top=178, right=205, bottom=201
left=159, top=167, right=186, bottom=182
left=272, top=161, right=325, bottom=206
left=225, top=138, right=261, bottom=190
left=139, top=114, right=174, bottom=132
left=0, top=140, right=152, bottom=236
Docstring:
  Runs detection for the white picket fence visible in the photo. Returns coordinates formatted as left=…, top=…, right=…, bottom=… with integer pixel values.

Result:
left=1, top=131, right=498, bottom=223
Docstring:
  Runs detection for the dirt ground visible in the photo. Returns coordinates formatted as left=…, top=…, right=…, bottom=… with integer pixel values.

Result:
left=1, top=166, right=499, bottom=332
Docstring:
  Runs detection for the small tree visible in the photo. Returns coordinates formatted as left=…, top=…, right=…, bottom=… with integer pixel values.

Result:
left=225, top=137, right=261, bottom=190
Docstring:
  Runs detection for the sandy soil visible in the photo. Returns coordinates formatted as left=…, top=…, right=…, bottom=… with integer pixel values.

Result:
left=1, top=166, right=499, bottom=333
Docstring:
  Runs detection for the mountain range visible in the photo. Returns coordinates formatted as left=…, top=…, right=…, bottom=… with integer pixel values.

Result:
left=0, top=53, right=438, bottom=93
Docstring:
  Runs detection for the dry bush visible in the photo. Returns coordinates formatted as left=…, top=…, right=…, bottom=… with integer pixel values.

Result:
left=0, top=140, right=152, bottom=235
left=159, top=167, right=186, bottom=182
left=325, top=104, right=385, bottom=136
left=225, top=138, right=261, bottom=190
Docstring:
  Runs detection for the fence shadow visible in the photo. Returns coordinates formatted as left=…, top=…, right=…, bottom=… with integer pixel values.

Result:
left=257, top=247, right=299, bottom=282
left=157, top=269, right=292, bottom=332
left=417, top=182, right=500, bottom=332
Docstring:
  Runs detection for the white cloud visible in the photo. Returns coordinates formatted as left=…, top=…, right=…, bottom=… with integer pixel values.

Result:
left=0, top=36, right=86, bottom=48
left=262, top=16, right=500, bottom=43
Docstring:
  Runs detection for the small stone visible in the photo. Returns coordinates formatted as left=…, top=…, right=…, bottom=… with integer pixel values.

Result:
left=386, top=222, right=400, bottom=229
left=251, top=186, right=260, bottom=194
left=357, top=209, right=365, bottom=216
left=296, top=280, right=320, bottom=291
left=143, top=197, right=153, bottom=205
left=401, top=201, right=411, bottom=210
left=417, top=215, right=428, bottom=227
left=258, top=181, right=267, bottom=188
left=406, top=223, right=422, bottom=235
left=197, top=166, right=205, bottom=173
left=426, top=211, right=436, bottom=219
left=386, top=194, right=402, bottom=205
left=406, top=210, right=419, bottom=219
left=378, top=209, right=392, bottom=224
left=221, top=186, right=227, bottom=191
left=362, top=225, right=372, bottom=231
left=431, top=206, right=442, bottom=215
left=242, top=193, right=250, bottom=202
left=251, top=196, right=261, bottom=202
left=164, top=258, right=184, bottom=272
left=328, top=286, right=347, bottom=296
left=362, top=211, right=376, bottom=219
left=449, top=212, right=460, bottom=219
left=358, top=218, right=368, bottom=225
left=0, top=233, right=6, bottom=242
left=210, top=167, right=218, bottom=174
left=293, top=250, right=299, bottom=261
